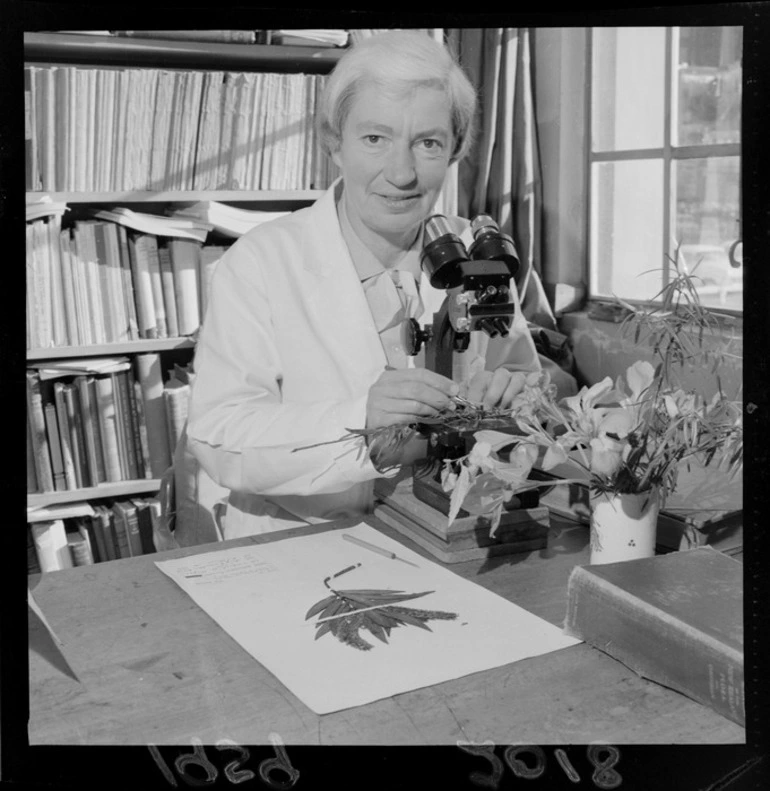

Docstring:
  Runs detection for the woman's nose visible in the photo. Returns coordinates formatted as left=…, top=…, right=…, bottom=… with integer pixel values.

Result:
left=383, top=145, right=417, bottom=187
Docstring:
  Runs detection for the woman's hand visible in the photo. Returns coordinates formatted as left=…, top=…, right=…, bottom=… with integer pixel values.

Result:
left=366, top=368, right=459, bottom=430
left=464, top=368, right=527, bottom=410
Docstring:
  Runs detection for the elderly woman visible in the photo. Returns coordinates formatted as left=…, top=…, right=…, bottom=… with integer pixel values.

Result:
left=187, top=31, right=541, bottom=537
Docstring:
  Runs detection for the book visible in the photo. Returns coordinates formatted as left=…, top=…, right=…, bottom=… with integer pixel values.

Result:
left=163, top=379, right=190, bottom=459
left=27, top=416, right=39, bottom=493
left=112, top=500, right=142, bottom=557
left=94, top=375, right=122, bottom=482
left=42, top=396, right=67, bottom=492
left=131, top=377, right=153, bottom=479
left=157, top=243, right=180, bottom=336
left=25, top=66, right=36, bottom=190
left=103, top=221, right=132, bottom=342
left=116, top=224, right=140, bottom=339
left=122, top=367, right=146, bottom=479
left=126, top=231, right=158, bottom=339
left=170, top=201, right=287, bottom=238
left=53, top=381, right=78, bottom=489
left=132, top=497, right=157, bottom=554
left=62, top=382, right=90, bottom=488
left=563, top=547, right=744, bottom=726
left=167, top=238, right=202, bottom=335
left=111, top=370, right=137, bottom=480
left=27, top=501, right=95, bottom=524
left=192, top=70, right=225, bottom=191
left=30, top=520, right=74, bottom=573
left=144, top=234, right=167, bottom=338
left=26, top=370, right=55, bottom=493
left=135, top=353, right=173, bottom=476
left=75, top=375, right=106, bottom=485
left=67, top=523, right=95, bottom=566
left=92, top=505, right=118, bottom=562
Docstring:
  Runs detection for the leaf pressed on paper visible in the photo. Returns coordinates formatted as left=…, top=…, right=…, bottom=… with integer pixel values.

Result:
left=306, top=586, right=459, bottom=651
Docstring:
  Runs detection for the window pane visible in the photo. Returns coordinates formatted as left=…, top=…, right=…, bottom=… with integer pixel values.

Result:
left=674, top=156, right=742, bottom=309
left=592, top=27, right=665, bottom=151
left=590, top=159, right=664, bottom=300
left=674, top=26, right=742, bottom=146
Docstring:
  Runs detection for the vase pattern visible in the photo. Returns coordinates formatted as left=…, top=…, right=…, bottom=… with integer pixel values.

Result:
left=589, top=489, right=661, bottom=564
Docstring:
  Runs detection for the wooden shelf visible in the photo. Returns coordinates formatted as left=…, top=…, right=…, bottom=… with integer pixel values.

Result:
left=26, top=190, right=325, bottom=204
left=27, top=338, right=195, bottom=360
left=28, top=479, right=162, bottom=508
left=24, top=32, right=344, bottom=73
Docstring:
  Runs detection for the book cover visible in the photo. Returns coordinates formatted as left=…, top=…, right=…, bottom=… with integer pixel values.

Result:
left=62, top=382, right=90, bottom=488
left=135, top=353, right=173, bottom=476
left=31, top=520, right=74, bottom=573
left=132, top=497, right=157, bottom=554
left=94, top=374, right=123, bottom=482
left=26, top=370, right=55, bottom=492
left=75, top=375, right=106, bottom=485
left=167, top=238, right=202, bottom=335
left=53, top=381, right=78, bottom=489
left=112, top=500, right=141, bottom=558
left=563, top=547, right=744, bottom=726
left=93, top=505, right=118, bottom=561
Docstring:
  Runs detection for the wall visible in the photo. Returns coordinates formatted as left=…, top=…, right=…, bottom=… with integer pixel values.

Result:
left=559, top=311, right=743, bottom=400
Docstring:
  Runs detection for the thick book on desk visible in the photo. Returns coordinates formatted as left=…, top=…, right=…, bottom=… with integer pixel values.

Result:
left=563, top=547, right=744, bottom=726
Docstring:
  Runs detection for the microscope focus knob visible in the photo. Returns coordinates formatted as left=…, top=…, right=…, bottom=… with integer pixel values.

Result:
left=405, top=318, right=432, bottom=356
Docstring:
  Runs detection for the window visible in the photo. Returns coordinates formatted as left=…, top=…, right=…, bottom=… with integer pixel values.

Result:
left=588, top=26, right=742, bottom=312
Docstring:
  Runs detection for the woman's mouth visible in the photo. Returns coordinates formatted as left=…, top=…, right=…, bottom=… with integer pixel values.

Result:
left=377, top=193, right=422, bottom=211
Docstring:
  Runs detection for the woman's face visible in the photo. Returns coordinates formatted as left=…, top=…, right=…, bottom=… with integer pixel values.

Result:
left=332, top=82, right=454, bottom=247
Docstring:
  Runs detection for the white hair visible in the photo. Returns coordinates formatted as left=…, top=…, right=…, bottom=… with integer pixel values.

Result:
left=317, top=30, right=477, bottom=163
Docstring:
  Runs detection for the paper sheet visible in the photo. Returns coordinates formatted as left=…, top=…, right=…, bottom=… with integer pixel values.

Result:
left=155, top=523, right=579, bottom=714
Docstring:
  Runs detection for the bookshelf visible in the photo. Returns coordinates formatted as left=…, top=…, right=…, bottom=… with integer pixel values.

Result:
left=25, top=31, right=340, bottom=559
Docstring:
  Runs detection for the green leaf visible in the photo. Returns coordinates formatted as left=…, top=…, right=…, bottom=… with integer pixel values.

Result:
left=363, top=619, right=390, bottom=644
left=381, top=607, right=433, bottom=631
left=314, top=621, right=332, bottom=640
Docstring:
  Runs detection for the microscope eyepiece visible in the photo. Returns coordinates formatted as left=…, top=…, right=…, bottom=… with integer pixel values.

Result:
left=420, top=214, right=469, bottom=289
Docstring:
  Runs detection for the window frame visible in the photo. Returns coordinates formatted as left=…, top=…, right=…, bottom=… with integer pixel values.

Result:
left=585, top=25, right=743, bottom=318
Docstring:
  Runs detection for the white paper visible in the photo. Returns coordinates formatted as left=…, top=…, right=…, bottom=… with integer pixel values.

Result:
left=155, top=523, right=579, bottom=715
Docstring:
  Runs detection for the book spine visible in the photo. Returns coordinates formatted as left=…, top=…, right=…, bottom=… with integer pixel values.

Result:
left=76, top=376, right=104, bottom=485
left=564, top=568, right=745, bottom=726
left=111, top=502, right=135, bottom=558
left=116, top=224, right=139, bottom=340
left=68, top=524, right=95, bottom=566
left=132, top=377, right=153, bottom=479
left=26, top=416, right=39, bottom=493
left=95, top=506, right=118, bottom=561
left=144, top=234, right=168, bottom=338
left=124, top=367, right=146, bottom=479
left=26, top=371, right=55, bottom=492
left=132, top=498, right=157, bottom=554
left=124, top=503, right=143, bottom=556
left=111, top=371, right=136, bottom=480
left=63, top=382, right=89, bottom=488
left=135, top=353, right=173, bottom=476
left=88, top=511, right=108, bottom=563
left=31, top=520, right=74, bottom=573
left=169, top=239, right=201, bottom=335
left=94, top=375, right=122, bottom=482
left=127, top=232, right=158, bottom=339
left=53, top=381, right=78, bottom=489
left=25, top=66, right=35, bottom=190
left=158, top=243, right=180, bottom=337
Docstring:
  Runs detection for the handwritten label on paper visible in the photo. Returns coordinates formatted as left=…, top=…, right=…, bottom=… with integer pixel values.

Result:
left=174, top=553, right=279, bottom=586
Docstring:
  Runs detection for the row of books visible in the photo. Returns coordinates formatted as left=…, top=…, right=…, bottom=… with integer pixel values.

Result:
left=58, top=30, right=351, bottom=47
left=28, top=499, right=160, bottom=573
left=26, top=211, right=230, bottom=350
left=25, top=64, right=340, bottom=192
left=26, top=356, right=191, bottom=494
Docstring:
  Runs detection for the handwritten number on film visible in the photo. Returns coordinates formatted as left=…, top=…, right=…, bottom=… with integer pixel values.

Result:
left=458, top=741, right=622, bottom=789
left=148, top=734, right=299, bottom=788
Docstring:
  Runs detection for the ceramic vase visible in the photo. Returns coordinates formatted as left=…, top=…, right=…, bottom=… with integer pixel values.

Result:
left=589, top=488, right=661, bottom=564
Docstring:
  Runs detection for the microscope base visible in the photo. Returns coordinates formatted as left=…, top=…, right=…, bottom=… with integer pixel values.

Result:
left=373, top=476, right=550, bottom=564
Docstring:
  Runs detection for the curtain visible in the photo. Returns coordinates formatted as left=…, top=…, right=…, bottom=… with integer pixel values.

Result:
left=448, top=28, right=576, bottom=394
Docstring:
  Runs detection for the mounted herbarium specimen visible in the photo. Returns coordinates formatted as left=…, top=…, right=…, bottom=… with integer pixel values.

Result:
left=305, top=562, right=458, bottom=651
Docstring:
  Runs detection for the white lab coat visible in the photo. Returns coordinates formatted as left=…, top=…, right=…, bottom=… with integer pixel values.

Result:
left=187, top=182, right=540, bottom=537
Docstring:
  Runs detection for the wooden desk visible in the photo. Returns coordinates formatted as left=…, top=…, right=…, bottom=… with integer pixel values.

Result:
left=28, top=516, right=745, bottom=745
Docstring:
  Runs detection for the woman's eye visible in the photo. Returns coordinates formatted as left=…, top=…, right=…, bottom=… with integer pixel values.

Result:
left=419, top=139, right=443, bottom=152
left=364, top=135, right=383, bottom=145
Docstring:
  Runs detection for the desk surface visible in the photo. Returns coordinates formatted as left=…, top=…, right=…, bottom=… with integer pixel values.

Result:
left=28, top=516, right=745, bottom=746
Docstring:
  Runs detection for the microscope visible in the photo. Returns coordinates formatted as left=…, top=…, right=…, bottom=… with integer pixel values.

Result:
left=373, top=213, right=551, bottom=563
